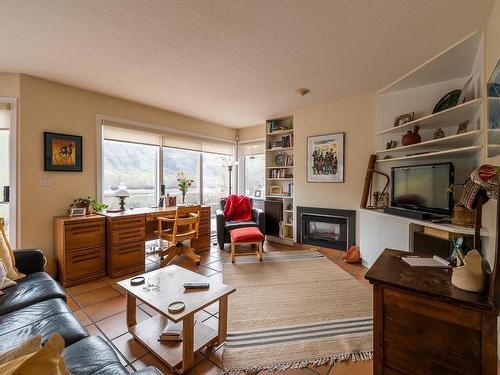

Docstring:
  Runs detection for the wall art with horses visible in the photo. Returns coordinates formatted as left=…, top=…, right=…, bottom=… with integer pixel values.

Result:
left=307, top=132, right=344, bottom=183
left=44, top=132, right=82, bottom=172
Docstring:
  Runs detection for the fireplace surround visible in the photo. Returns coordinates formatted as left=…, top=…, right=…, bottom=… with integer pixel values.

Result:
left=296, top=206, right=355, bottom=250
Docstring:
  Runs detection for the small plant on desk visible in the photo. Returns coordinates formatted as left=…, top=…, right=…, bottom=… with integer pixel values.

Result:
left=176, top=171, right=194, bottom=204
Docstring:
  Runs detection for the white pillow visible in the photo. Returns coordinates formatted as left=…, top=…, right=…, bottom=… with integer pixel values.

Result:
left=0, top=258, right=16, bottom=290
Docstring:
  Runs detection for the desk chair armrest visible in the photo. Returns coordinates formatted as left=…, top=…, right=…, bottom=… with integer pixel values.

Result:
left=157, top=216, right=176, bottom=222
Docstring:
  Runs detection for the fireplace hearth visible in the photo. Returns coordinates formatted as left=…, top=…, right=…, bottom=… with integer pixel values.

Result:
left=297, top=206, right=355, bottom=251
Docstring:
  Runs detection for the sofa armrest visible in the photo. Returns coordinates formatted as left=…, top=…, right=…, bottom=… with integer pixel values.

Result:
left=13, top=249, right=45, bottom=275
left=216, top=209, right=226, bottom=247
left=252, top=208, right=266, bottom=235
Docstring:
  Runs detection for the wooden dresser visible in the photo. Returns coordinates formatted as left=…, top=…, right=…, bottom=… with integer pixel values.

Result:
left=54, top=215, right=106, bottom=287
left=365, top=249, right=498, bottom=375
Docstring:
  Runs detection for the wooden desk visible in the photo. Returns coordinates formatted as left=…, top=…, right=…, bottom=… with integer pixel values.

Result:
left=55, top=206, right=211, bottom=284
left=99, top=206, right=211, bottom=278
left=365, top=249, right=498, bottom=375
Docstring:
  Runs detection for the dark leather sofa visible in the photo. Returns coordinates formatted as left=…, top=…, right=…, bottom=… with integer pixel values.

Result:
left=0, top=249, right=162, bottom=375
left=216, top=197, right=265, bottom=250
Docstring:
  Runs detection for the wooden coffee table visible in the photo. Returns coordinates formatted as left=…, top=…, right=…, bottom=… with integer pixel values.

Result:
left=118, top=265, right=235, bottom=373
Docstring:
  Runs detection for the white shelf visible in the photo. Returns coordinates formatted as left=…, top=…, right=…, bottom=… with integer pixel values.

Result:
left=266, top=195, right=293, bottom=199
left=284, top=210, right=293, bottom=213
left=266, top=129, right=294, bottom=136
left=376, top=145, right=482, bottom=163
left=488, top=144, right=500, bottom=157
left=266, top=147, right=294, bottom=152
left=266, top=166, right=293, bottom=169
left=375, top=130, right=481, bottom=155
left=283, top=223, right=293, bottom=227
left=267, top=178, right=293, bottom=181
left=376, top=98, right=482, bottom=136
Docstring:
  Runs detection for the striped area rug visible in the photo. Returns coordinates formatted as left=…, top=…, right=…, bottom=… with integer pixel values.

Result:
left=222, top=251, right=373, bottom=374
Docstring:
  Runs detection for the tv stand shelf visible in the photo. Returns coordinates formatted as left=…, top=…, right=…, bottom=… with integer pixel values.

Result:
left=359, top=208, right=488, bottom=268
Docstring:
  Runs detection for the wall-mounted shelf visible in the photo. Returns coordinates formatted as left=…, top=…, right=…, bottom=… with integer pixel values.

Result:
left=376, top=145, right=482, bottom=163
left=266, top=147, right=294, bottom=152
left=376, top=130, right=481, bottom=155
left=376, top=98, right=482, bottom=136
left=266, top=129, right=294, bottom=136
left=267, top=178, right=293, bottom=181
left=266, top=166, right=293, bottom=169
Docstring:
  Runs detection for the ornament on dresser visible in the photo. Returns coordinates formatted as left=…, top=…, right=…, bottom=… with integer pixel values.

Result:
left=386, top=140, right=397, bottom=149
left=433, top=128, right=445, bottom=139
left=401, top=125, right=421, bottom=146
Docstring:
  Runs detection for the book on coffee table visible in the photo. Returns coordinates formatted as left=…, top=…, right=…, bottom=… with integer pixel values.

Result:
left=159, top=319, right=197, bottom=342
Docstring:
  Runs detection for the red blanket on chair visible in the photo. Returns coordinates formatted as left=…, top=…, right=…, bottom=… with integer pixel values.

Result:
left=223, top=195, right=253, bottom=222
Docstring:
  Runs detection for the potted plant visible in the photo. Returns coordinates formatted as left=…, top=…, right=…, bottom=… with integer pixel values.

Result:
left=176, top=171, right=194, bottom=204
left=68, top=196, right=108, bottom=215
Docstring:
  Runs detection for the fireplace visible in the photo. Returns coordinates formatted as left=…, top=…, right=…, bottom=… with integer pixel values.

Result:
left=297, top=206, right=355, bottom=251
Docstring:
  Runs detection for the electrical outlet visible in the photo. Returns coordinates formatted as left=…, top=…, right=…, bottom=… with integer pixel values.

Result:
left=39, top=176, right=53, bottom=186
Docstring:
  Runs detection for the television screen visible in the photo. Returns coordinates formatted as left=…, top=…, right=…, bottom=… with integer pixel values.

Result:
left=391, top=163, right=454, bottom=215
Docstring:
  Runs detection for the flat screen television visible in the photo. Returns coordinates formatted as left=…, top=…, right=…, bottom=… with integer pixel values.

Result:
left=391, top=162, right=454, bottom=216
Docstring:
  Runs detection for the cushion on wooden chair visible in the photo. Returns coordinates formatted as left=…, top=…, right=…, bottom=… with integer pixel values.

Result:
left=230, top=227, right=264, bottom=243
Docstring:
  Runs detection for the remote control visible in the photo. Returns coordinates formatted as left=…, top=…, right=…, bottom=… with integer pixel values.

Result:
left=183, top=282, right=209, bottom=289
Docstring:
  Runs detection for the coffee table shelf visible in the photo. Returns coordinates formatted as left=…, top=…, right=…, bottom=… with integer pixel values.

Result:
left=129, top=315, right=218, bottom=370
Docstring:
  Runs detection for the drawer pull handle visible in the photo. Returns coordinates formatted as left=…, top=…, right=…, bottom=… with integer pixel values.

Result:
left=73, top=255, right=100, bottom=263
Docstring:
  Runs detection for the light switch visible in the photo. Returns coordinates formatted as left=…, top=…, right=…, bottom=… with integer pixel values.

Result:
left=40, top=176, right=53, bottom=186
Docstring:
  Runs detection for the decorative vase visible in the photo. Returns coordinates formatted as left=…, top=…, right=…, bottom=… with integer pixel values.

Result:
left=401, top=126, right=421, bottom=146
left=181, top=193, right=186, bottom=204
left=451, top=250, right=485, bottom=293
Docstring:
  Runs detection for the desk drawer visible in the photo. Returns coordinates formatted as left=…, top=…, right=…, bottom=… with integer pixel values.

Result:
left=109, top=241, right=144, bottom=273
left=109, top=215, right=145, bottom=231
left=66, top=247, right=106, bottom=281
left=111, top=226, right=145, bottom=245
left=65, top=220, right=105, bottom=252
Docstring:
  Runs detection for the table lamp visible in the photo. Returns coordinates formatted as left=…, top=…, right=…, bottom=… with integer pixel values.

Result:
left=115, top=184, right=130, bottom=211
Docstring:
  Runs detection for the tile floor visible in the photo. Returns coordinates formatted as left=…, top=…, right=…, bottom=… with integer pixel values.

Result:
left=64, top=243, right=372, bottom=375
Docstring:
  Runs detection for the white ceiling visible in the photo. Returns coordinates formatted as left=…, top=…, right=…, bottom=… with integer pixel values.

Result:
left=0, top=0, right=495, bottom=128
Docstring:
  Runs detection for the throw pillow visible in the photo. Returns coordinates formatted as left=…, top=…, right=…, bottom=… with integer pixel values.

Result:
left=0, top=219, right=22, bottom=280
left=0, top=259, right=16, bottom=290
left=0, top=333, right=71, bottom=375
left=0, top=336, right=42, bottom=365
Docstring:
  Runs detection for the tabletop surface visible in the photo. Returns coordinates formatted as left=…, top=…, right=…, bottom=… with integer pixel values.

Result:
left=118, top=265, right=235, bottom=322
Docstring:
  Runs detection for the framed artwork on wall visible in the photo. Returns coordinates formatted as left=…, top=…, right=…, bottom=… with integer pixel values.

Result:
left=307, top=132, right=344, bottom=183
left=44, top=132, right=83, bottom=172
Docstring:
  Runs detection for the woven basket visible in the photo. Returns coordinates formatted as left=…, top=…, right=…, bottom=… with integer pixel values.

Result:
left=452, top=206, right=476, bottom=227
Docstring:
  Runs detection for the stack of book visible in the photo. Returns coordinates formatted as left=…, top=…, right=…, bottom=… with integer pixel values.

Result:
left=159, top=320, right=183, bottom=342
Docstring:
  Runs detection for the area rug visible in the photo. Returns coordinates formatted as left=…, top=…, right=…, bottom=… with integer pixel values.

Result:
left=222, top=251, right=373, bottom=374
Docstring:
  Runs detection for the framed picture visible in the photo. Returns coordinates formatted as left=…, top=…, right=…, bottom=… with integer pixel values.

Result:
left=44, top=132, right=82, bottom=172
left=307, top=132, right=344, bottom=183
left=254, top=189, right=262, bottom=198
left=69, top=207, right=86, bottom=217
left=269, top=185, right=283, bottom=195
left=394, top=112, right=415, bottom=127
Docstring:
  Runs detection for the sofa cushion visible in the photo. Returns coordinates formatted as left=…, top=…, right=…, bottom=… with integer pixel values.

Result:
left=63, top=336, right=127, bottom=375
left=225, top=220, right=258, bottom=231
left=0, top=272, right=66, bottom=315
left=0, top=298, right=88, bottom=353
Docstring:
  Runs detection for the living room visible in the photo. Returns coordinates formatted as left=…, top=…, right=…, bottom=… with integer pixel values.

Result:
left=1, top=1, right=500, bottom=374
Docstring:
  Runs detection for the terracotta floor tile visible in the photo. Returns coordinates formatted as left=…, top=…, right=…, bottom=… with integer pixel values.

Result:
left=194, top=310, right=212, bottom=322
left=66, top=296, right=80, bottom=312
left=66, top=279, right=109, bottom=296
left=73, top=285, right=122, bottom=307
left=201, top=316, right=219, bottom=331
left=83, top=295, right=127, bottom=322
left=74, top=309, right=92, bottom=326
left=188, top=357, right=222, bottom=374
left=330, top=360, right=372, bottom=375
left=309, top=363, right=333, bottom=375
left=139, top=303, right=160, bottom=317
left=131, top=353, right=175, bottom=374
left=97, top=309, right=150, bottom=340
left=112, top=332, right=149, bottom=363
left=204, top=261, right=223, bottom=273
left=259, top=369, right=317, bottom=375
left=85, top=324, right=107, bottom=341
left=110, top=344, right=129, bottom=366
left=203, top=344, right=223, bottom=367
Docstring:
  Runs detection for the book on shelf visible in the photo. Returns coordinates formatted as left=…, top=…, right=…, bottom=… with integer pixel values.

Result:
left=158, top=319, right=197, bottom=342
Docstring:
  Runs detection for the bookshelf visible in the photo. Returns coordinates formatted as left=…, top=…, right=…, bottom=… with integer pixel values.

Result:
left=265, top=116, right=294, bottom=245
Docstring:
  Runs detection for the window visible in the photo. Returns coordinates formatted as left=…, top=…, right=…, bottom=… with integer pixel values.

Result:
left=202, top=153, right=232, bottom=211
left=244, top=154, right=265, bottom=197
left=0, top=103, right=13, bottom=242
left=163, top=147, right=200, bottom=204
left=102, top=140, right=159, bottom=209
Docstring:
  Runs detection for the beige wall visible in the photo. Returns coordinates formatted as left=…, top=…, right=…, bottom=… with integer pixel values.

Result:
left=18, top=74, right=237, bottom=259
left=294, top=95, right=375, bottom=241
left=0, top=73, right=20, bottom=97
left=237, top=124, right=265, bottom=141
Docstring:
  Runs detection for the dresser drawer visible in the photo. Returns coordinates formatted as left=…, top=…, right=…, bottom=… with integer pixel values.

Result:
left=66, top=247, right=106, bottom=281
left=109, top=215, right=145, bottom=231
left=111, top=226, right=145, bottom=245
left=109, top=242, right=144, bottom=273
left=65, top=220, right=105, bottom=252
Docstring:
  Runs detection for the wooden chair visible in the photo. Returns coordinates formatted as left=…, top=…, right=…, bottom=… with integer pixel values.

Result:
left=157, top=205, right=201, bottom=267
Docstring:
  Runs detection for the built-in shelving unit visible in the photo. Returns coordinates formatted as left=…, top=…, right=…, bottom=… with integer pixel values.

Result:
left=376, top=145, right=482, bottom=163
left=265, top=116, right=294, bottom=245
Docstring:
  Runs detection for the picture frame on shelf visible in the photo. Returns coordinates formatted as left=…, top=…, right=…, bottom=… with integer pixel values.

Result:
left=44, top=132, right=83, bottom=172
left=269, top=185, right=283, bottom=195
left=254, top=189, right=262, bottom=198
left=393, top=112, right=415, bottom=127
left=307, top=132, right=344, bottom=183
left=69, top=207, right=86, bottom=217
